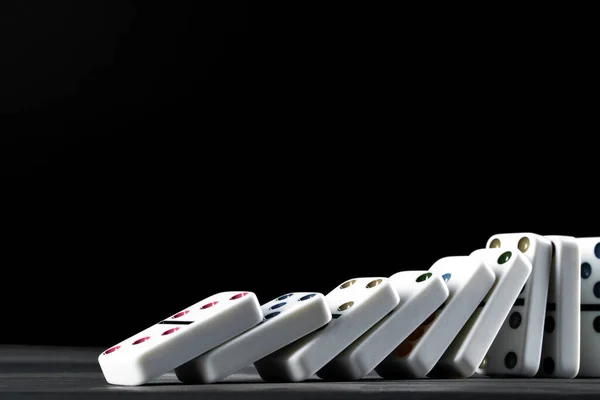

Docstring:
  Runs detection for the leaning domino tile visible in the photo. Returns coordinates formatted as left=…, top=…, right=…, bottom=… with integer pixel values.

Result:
left=375, top=255, right=495, bottom=379
left=98, top=291, right=263, bottom=386
left=316, top=270, right=449, bottom=381
left=174, top=292, right=331, bottom=383
left=254, top=277, right=400, bottom=382
left=431, top=247, right=532, bottom=378
left=477, top=233, right=552, bottom=377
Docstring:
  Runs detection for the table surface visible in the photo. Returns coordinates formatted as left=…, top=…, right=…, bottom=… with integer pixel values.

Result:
left=2, top=345, right=600, bottom=399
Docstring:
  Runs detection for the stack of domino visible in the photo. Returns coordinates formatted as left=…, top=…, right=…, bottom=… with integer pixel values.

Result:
left=98, top=233, right=599, bottom=386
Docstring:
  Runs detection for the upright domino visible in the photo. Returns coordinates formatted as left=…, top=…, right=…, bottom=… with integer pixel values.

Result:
left=174, top=292, right=331, bottom=383
left=254, top=277, right=400, bottom=382
left=537, top=235, right=580, bottom=378
left=576, top=237, right=600, bottom=377
left=98, top=291, right=263, bottom=386
left=375, top=256, right=495, bottom=379
left=431, top=248, right=532, bottom=378
left=477, top=233, right=552, bottom=377
left=317, top=271, right=449, bottom=381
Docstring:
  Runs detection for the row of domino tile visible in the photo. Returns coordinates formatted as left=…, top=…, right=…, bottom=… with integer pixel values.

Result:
left=98, top=233, right=598, bottom=385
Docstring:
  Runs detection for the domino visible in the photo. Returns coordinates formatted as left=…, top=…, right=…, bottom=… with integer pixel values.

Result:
left=375, top=255, right=495, bottom=379
left=431, top=247, right=532, bottom=378
left=98, top=291, right=263, bottom=386
left=537, top=235, right=580, bottom=378
left=576, top=237, right=600, bottom=377
left=174, top=292, right=332, bottom=384
left=254, top=277, right=400, bottom=382
left=316, top=271, right=449, bottom=381
left=477, top=233, right=552, bottom=377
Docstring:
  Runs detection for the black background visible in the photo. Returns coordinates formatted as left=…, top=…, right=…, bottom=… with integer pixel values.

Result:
left=0, top=1, right=595, bottom=349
